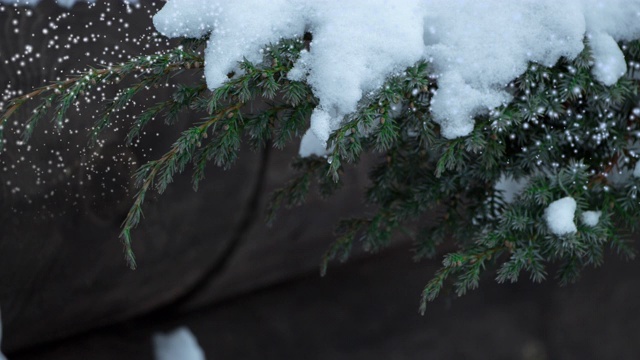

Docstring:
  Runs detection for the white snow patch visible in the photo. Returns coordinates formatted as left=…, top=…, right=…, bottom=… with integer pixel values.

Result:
left=495, top=174, right=528, bottom=204
left=634, top=161, right=640, bottom=178
left=152, top=0, right=640, bottom=155
left=299, top=129, right=330, bottom=157
left=589, top=32, right=627, bottom=86
left=308, top=108, right=334, bottom=149
left=287, top=49, right=310, bottom=82
left=153, top=327, right=205, bottom=360
left=581, top=210, right=602, bottom=227
left=544, top=197, right=578, bottom=235
left=430, top=72, right=508, bottom=139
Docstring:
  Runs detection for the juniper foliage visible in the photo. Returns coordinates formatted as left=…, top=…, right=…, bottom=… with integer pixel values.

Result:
left=2, top=35, right=640, bottom=311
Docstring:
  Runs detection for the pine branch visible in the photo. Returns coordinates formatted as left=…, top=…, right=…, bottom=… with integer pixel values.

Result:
left=2, top=33, right=640, bottom=313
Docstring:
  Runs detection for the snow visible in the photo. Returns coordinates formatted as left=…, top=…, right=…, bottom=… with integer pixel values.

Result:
left=589, top=32, right=627, bottom=86
left=153, top=327, right=205, bottom=360
left=544, top=197, right=578, bottom=235
left=581, top=210, right=602, bottom=227
left=634, top=161, right=640, bottom=178
left=495, top=174, right=528, bottom=204
left=152, top=1, right=639, bottom=155
left=299, top=129, right=330, bottom=157
left=154, top=0, right=425, bottom=155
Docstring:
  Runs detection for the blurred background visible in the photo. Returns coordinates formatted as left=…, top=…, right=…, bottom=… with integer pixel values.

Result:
left=1, top=1, right=640, bottom=359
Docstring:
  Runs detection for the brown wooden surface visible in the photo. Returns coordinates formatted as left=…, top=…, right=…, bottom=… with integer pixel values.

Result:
left=8, top=245, right=640, bottom=360
left=1, top=2, right=640, bottom=359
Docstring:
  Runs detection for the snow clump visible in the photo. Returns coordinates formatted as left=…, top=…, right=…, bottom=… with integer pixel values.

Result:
left=153, top=0, right=640, bottom=156
left=153, top=327, right=205, bottom=360
left=581, top=210, right=602, bottom=227
left=633, top=161, right=640, bottom=178
left=544, top=197, right=578, bottom=235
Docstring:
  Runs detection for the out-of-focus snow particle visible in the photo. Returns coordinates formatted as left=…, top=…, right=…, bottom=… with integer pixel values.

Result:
left=153, top=327, right=205, bottom=360
left=633, top=161, right=640, bottom=178
left=581, top=210, right=602, bottom=227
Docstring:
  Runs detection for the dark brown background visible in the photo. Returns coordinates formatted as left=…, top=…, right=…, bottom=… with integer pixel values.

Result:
left=1, top=1, right=639, bottom=359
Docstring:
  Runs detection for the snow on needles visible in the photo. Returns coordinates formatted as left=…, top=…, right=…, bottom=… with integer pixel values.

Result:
left=495, top=174, right=528, bottom=204
left=153, top=0, right=640, bottom=156
left=544, top=197, right=578, bottom=235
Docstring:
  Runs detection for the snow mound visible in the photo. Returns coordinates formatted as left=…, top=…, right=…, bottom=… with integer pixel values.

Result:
left=581, top=210, right=602, bottom=227
left=153, top=0, right=640, bottom=155
left=153, top=327, right=205, bottom=360
left=544, top=197, right=578, bottom=235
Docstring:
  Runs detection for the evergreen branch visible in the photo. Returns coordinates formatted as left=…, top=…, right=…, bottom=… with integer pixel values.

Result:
left=266, top=157, right=325, bottom=224
left=2, top=33, right=640, bottom=313
left=0, top=48, right=205, bottom=148
left=118, top=101, right=244, bottom=268
left=321, top=218, right=371, bottom=276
